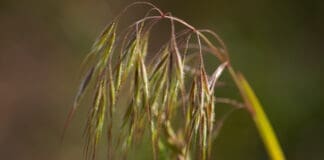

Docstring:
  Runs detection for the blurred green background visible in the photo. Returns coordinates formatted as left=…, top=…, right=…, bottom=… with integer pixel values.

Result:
left=0, top=0, right=323, bottom=159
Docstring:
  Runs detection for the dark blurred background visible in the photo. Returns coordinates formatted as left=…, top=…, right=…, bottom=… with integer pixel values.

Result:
left=0, top=0, right=323, bottom=159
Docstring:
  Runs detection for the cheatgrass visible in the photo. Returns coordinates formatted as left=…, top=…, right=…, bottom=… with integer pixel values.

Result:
left=65, top=2, right=285, bottom=160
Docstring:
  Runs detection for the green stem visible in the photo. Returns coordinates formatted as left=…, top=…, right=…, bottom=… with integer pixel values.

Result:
left=228, top=65, right=285, bottom=160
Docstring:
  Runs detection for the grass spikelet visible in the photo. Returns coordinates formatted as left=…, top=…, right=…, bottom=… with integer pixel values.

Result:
left=84, top=78, right=107, bottom=160
left=208, top=62, right=228, bottom=93
left=91, top=22, right=117, bottom=53
left=63, top=67, right=94, bottom=138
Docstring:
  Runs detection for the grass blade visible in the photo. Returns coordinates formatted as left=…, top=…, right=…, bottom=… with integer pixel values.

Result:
left=237, top=73, right=285, bottom=160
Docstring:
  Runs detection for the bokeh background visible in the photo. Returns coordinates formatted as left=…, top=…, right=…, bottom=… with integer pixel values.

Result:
left=0, top=0, right=323, bottom=159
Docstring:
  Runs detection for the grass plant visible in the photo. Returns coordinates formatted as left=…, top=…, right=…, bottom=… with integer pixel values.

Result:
left=65, top=2, right=285, bottom=160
